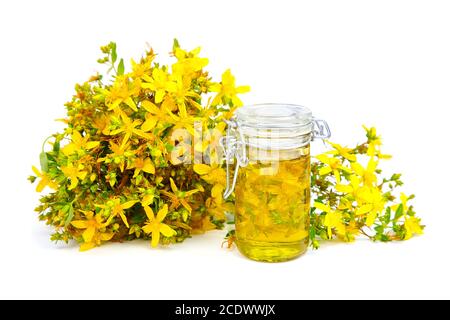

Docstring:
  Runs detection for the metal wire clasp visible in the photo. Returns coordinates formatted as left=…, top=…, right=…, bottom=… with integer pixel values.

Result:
left=312, top=118, right=331, bottom=141
left=219, top=118, right=248, bottom=199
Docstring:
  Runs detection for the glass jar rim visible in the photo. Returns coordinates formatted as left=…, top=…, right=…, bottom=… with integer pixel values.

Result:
left=235, top=103, right=312, bottom=129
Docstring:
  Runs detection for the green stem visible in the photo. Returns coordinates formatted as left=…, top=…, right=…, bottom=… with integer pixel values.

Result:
left=41, top=135, right=53, bottom=152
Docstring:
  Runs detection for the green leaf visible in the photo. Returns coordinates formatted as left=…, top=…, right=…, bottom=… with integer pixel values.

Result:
left=394, top=204, right=403, bottom=220
left=384, top=207, right=391, bottom=224
left=117, top=58, right=125, bottom=76
left=173, top=38, right=180, bottom=51
left=39, top=152, right=48, bottom=172
left=374, top=225, right=384, bottom=234
left=53, top=140, right=60, bottom=152
left=111, top=43, right=117, bottom=63
left=130, top=210, right=146, bottom=224
left=64, top=205, right=74, bottom=227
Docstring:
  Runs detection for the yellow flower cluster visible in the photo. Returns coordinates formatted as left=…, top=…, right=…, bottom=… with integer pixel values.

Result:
left=30, top=41, right=249, bottom=251
left=30, top=40, right=423, bottom=253
left=310, top=126, right=424, bottom=247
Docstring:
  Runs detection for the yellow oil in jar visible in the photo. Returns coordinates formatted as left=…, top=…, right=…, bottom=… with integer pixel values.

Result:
left=235, top=146, right=310, bottom=262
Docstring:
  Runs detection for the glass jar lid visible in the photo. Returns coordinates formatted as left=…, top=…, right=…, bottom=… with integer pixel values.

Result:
left=235, top=103, right=313, bottom=130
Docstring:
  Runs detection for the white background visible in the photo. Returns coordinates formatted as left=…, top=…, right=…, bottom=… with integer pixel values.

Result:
left=1, top=0, right=449, bottom=299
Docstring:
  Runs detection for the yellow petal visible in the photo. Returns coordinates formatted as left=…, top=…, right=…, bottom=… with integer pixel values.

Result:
left=193, top=164, right=211, bottom=175
left=155, top=90, right=165, bottom=103
left=314, top=202, right=331, bottom=213
left=68, top=178, right=78, bottom=190
left=151, top=230, right=160, bottom=247
left=367, top=158, right=378, bottom=173
left=71, top=220, right=88, bottom=229
left=180, top=199, right=192, bottom=213
left=185, top=189, right=200, bottom=197
left=124, top=97, right=138, bottom=111
left=356, top=204, right=372, bottom=216
left=366, top=211, right=377, bottom=226
left=62, top=143, right=76, bottom=156
left=169, top=178, right=178, bottom=192
left=236, top=85, right=251, bottom=93
left=141, top=100, right=159, bottom=114
left=32, top=165, right=42, bottom=177
left=133, top=129, right=153, bottom=140
left=121, top=200, right=138, bottom=209
left=78, top=171, right=87, bottom=180
left=319, top=166, right=332, bottom=175
left=72, top=130, right=82, bottom=143
left=160, top=224, right=177, bottom=237
left=100, top=233, right=114, bottom=241
left=333, top=169, right=341, bottom=183
left=156, top=204, right=169, bottom=222
left=351, top=162, right=364, bottom=176
left=121, top=132, right=131, bottom=147
left=142, top=223, right=154, bottom=234
left=86, top=141, right=100, bottom=149
left=141, top=117, right=157, bottom=132
left=142, top=160, right=155, bottom=174
left=119, top=212, right=130, bottom=228
left=108, top=99, right=121, bottom=111
left=143, top=205, right=155, bottom=221
left=336, top=184, right=353, bottom=194
left=82, top=226, right=96, bottom=243
left=80, top=242, right=96, bottom=251
left=211, top=184, right=224, bottom=200
left=36, top=179, right=47, bottom=193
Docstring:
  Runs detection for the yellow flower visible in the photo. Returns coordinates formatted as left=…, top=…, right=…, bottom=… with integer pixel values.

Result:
left=172, top=46, right=209, bottom=76
left=71, top=210, right=113, bottom=251
left=104, top=75, right=139, bottom=112
left=97, top=141, right=135, bottom=172
left=166, top=102, right=199, bottom=136
left=141, top=68, right=177, bottom=103
left=142, top=204, right=177, bottom=247
left=141, top=188, right=156, bottom=206
left=354, top=187, right=385, bottom=226
left=141, top=100, right=174, bottom=130
left=363, top=126, right=392, bottom=159
left=205, top=198, right=233, bottom=221
left=128, top=157, right=155, bottom=178
left=32, top=166, right=58, bottom=192
left=392, top=192, right=409, bottom=213
left=96, top=198, right=138, bottom=228
left=351, top=157, right=378, bottom=187
left=316, top=154, right=351, bottom=183
left=160, top=178, right=200, bottom=213
left=170, top=73, right=201, bottom=110
left=327, top=141, right=357, bottom=162
left=404, top=216, right=423, bottom=240
left=62, top=130, right=100, bottom=156
left=130, top=57, right=153, bottom=80
left=210, top=69, right=250, bottom=107
left=193, top=163, right=226, bottom=184
left=110, top=112, right=153, bottom=147
left=314, top=202, right=346, bottom=238
left=61, top=162, right=87, bottom=190
left=336, top=174, right=361, bottom=197
left=194, top=163, right=226, bottom=203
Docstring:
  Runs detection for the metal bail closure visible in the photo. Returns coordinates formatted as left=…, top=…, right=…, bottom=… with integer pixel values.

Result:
left=220, top=118, right=247, bottom=199
left=312, top=118, right=331, bottom=141
left=220, top=115, right=331, bottom=199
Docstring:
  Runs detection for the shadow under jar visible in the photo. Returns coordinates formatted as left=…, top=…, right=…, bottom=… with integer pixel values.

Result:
left=223, top=104, right=330, bottom=262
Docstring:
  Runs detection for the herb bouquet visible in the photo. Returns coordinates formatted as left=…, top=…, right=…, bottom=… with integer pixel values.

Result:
left=30, top=41, right=423, bottom=251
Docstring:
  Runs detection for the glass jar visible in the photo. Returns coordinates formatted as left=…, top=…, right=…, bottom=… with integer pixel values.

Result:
left=222, top=104, right=330, bottom=262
